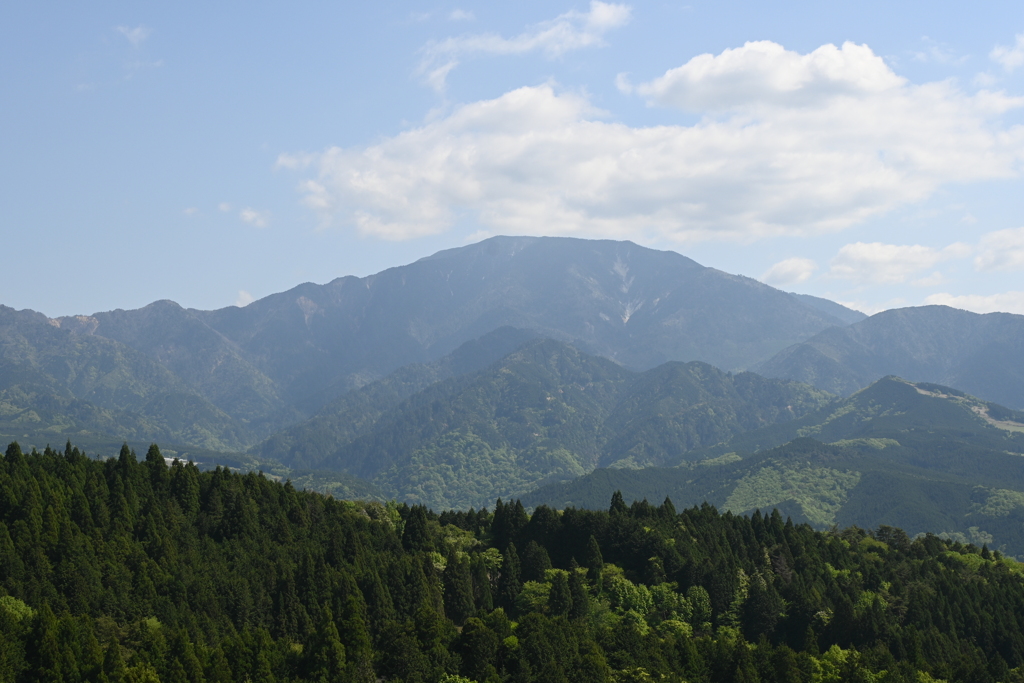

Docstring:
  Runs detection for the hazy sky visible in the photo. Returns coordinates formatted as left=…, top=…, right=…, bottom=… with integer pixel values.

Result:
left=3, top=1, right=1023, bottom=317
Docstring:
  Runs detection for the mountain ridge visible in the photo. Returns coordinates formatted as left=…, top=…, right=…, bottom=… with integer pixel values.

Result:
left=755, top=305, right=1024, bottom=408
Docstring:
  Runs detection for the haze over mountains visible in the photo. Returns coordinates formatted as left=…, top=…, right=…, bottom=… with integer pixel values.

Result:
left=2, top=237, right=858, bottom=452
left=755, top=305, right=1024, bottom=409
left=5, top=235, right=1024, bottom=554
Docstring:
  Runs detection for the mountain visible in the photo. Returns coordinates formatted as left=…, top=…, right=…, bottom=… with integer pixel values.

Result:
left=191, top=237, right=855, bottom=402
left=248, top=327, right=544, bottom=471
left=0, top=305, right=249, bottom=452
left=523, top=376, right=1024, bottom=555
left=2, top=237, right=857, bottom=454
left=754, top=305, right=1024, bottom=408
left=259, top=337, right=832, bottom=509
left=789, top=292, right=867, bottom=325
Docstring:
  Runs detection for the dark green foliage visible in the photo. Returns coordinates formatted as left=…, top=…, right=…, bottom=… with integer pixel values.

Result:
left=525, top=376, right=1024, bottom=556
left=4, top=440, right=1024, bottom=682
left=248, top=338, right=832, bottom=510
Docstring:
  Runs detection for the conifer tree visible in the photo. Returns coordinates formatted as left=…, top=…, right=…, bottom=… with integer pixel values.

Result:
left=548, top=571, right=572, bottom=617
left=497, top=543, right=523, bottom=610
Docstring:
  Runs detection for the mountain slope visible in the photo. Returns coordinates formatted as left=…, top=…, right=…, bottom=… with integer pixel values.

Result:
left=755, top=305, right=1024, bottom=408
left=2, top=237, right=856, bottom=453
left=265, top=337, right=832, bottom=509
left=524, top=376, right=1024, bottom=555
left=65, top=299, right=300, bottom=436
left=0, top=305, right=249, bottom=451
left=192, top=236, right=852, bottom=409
left=248, top=326, right=543, bottom=470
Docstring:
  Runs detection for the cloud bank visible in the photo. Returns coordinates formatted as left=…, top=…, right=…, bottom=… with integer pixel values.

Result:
left=926, top=291, right=1024, bottom=315
left=991, top=33, right=1024, bottom=72
left=285, top=41, right=1024, bottom=243
left=829, top=242, right=971, bottom=284
left=974, top=227, right=1024, bottom=272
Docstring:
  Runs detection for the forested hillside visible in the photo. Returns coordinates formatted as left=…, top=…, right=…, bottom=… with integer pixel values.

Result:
left=525, top=377, right=1024, bottom=556
left=2, top=237, right=857, bottom=460
left=254, top=338, right=831, bottom=509
left=3, top=440, right=1024, bottom=682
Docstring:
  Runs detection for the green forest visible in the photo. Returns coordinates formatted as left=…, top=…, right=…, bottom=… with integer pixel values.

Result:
left=3, top=441, right=1024, bottom=682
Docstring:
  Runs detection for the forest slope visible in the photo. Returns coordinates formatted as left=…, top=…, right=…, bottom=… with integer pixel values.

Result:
left=255, top=338, right=831, bottom=509
left=2, top=440, right=1024, bottom=682
left=524, top=377, right=1024, bottom=556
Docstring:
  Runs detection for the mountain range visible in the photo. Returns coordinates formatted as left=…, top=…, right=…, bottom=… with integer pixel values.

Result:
left=252, top=334, right=832, bottom=509
left=5, top=235, right=1024, bottom=554
left=2, top=236, right=859, bottom=454
left=524, top=374, right=1024, bottom=555
left=755, top=305, right=1024, bottom=409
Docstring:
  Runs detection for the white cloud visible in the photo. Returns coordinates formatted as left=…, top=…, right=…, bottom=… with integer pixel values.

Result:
left=236, top=290, right=255, bottom=307
left=974, top=227, right=1024, bottom=271
left=218, top=202, right=232, bottom=212
left=240, top=208, right=269, bottom=228
left=634, top=41, right=905, bottom=111
left=925, top=291, right=1024, bottom=315
left=991, top=33, right=1024, bottom=72
left=761, top=257, right=817, bottom=286
left=449, top=9, right=474, bottom=21
left=418, top=1, right=631, bottom=91
left=116, top=25, right=150, bottom=48
left=182, top=207, right=199, bottom=216
left=287, top=42, right=1024, bottom=242
left=829, top=242, right=970, bottom=284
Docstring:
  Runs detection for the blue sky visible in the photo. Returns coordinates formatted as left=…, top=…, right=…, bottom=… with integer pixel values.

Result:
left=3, top=1, right=1023, bottom=317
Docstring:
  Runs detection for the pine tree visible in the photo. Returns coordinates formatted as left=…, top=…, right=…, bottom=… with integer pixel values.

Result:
left=548, top=571, right=572, bottom=617
left=584, top=535, right=604, bottom=589
left=498, top=543, right=523, bottom=610
left=568, top=560, right=590, bottom=620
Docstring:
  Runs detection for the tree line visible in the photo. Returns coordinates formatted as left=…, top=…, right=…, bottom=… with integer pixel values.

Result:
left=2, top=440, right=1024, bottom=681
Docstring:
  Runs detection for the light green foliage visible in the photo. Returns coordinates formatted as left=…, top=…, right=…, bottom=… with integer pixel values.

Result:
left=686, top=585, right=711, bottom=625
left=816, top=644, right=852, bottom=682
left=649, top=583, right=692, bottom=622
left=935, top=527, right=994, bottom=547
left=0, top=596, right=34, bottom=622
left=698, top=452, right=742, bottom=467
left=478, top=547, right=503, bottom=572
left=971, top=487, right=1024, bottom=517
left=797, top=402, right=858, bottom=437
left=380, top=430, right=587, bottom=510
left=438, top=674, right=477, bottom=683
left=828, top=438, right=900, bottom=450
left=606, top=575, right=653, bottom=616
left=655, top=619, right=692, bottom=639
left=438, top=523, right=480, bottom=557
left=724, top=464, right=861, bottom=526
left=515, top=581, right=551, bottom=614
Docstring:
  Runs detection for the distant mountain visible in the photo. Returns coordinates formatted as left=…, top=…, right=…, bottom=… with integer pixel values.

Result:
left=248, top=326, right=544, bottom=471
left=259, top=337, right=832, bottom=509
left=2, top=236, right=857, bottom=453
left=0, top=305, right=249, bottom=451
left=188, top=236, right=854, bottom=411
left=754, top=305, right=1024, bottom=408
left=523, top=376, right=1024, bottom=555
left=789, top=293, right=867, bottom=325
